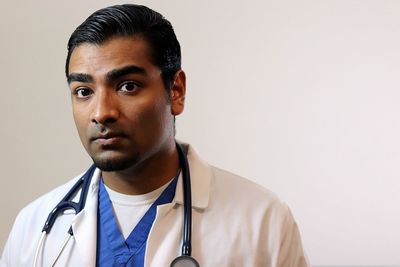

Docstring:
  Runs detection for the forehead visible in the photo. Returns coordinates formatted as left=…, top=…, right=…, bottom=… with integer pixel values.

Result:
left=68, top=37, right=159, bottom=76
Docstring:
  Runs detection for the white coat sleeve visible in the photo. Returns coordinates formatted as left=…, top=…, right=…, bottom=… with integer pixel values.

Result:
left=1, top=205, right=38, bottom=267
left=0, top=253, right=4, bottom=267
left=277, top=205, right=310, bottom=267
left=1, top=215, right=19, bottom=267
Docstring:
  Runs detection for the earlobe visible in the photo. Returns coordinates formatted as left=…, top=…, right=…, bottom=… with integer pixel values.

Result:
left=170, top=70, right=186, bottom=116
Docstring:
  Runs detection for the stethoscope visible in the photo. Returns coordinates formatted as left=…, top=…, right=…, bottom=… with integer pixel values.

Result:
left=33, top=143, right=199, bottom=267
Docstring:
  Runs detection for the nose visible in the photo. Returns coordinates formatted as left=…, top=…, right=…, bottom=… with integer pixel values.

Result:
left=91, top=89, right=119, bottom=125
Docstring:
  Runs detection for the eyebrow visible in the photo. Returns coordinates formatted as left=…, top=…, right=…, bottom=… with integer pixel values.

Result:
left=67, top=65, right=147, bottom=85
left=106, top=65, right=147, bottom=82
left=67, top=73, right=93, bottom=84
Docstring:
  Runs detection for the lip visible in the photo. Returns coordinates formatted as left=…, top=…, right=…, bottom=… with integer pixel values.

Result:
left=91, top=132, right=125, bottom=146
left=93, top=136, right=124, bottom=146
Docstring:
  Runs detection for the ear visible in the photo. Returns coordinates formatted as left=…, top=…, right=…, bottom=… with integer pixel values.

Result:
left=170, top=70, right=186, bottom=116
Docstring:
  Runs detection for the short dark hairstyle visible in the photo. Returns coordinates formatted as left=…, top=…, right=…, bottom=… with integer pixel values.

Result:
left=65, top=4, right=181, bottom=90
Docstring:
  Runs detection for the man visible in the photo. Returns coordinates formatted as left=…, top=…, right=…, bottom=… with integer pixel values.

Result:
left=1, top=4, right=309, bottom=267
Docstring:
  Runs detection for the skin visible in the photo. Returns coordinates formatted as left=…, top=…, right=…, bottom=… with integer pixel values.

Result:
left=67, top=36, right=186, bottom=195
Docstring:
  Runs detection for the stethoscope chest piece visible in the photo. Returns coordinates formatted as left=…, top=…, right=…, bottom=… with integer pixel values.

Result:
left=170, top=255, right=200, bottom=267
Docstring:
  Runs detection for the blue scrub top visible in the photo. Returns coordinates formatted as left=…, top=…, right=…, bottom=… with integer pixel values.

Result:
left=96, top=177, right=178, bottom=267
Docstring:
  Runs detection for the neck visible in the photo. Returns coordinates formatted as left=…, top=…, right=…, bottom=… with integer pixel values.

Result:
left=101, top=141, right=180, bottom=195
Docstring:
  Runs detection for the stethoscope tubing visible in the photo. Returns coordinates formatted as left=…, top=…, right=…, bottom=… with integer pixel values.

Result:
left=176, top=143, right=193, bottom=256
left=42, top=165, right=96, bottom=235
left=172, top=143, right=199, bottom=267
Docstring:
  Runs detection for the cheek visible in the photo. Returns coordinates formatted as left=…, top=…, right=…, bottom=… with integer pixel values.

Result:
left=72, top=107, right=89, bottom=142
left=132, top=99, right=173, bottom=136
left=151, top=98, right=172, bottom=127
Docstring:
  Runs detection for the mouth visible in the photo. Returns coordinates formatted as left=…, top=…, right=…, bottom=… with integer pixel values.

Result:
left=93, top=136, right=123, bottom=146
left=91, top=132, right=126, bottom=146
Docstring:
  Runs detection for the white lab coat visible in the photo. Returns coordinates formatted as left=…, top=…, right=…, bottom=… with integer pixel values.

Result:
left=1, top=143, right=309, bottom=267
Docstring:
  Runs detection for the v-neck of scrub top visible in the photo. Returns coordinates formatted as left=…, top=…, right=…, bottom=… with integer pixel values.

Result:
left=96, top=177, right=178, bottom=267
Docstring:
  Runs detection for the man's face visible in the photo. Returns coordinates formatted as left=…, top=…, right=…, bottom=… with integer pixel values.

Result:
left=67, top=37, right=184, bottom=171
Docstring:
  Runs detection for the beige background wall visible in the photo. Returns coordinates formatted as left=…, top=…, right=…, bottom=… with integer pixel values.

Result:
left=1, top=0, right=400, bottom=265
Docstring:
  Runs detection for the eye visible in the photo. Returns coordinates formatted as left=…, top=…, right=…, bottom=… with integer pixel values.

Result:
left=118, top=81, right=139, bottom=93
left=74, top=87, right=93, bottom=98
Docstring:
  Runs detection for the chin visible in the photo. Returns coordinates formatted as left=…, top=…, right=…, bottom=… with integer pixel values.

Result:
left=91, top=154, right=140, bottom=172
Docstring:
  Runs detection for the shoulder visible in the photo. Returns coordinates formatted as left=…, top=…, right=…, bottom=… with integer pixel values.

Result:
left=1, top=172, right=86, bottom=265
left=18, top=173, right=83, bottom=220
left=209, top=165, right=290, bottom=217
left=211, top=166, right=279, bottom=201
left=184, top=142, right=287, bottom=211
left=10, top=172, right=84, bottom=235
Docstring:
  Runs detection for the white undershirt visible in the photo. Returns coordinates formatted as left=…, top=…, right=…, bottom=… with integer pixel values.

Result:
left=104, top=180, right=172, bottom=239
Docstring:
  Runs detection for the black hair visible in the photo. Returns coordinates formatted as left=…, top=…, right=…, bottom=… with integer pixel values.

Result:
left=65, top=4, right=181, bottom=90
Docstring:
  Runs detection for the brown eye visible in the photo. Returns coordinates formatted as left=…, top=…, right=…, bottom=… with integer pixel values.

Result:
left=75, top=88, right=93, bottom=98
left=119, top=81, right=138, bottom=92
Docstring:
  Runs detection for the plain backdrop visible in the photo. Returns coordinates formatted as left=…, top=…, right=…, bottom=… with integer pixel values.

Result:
left=1, top=1, right=400, bottom=265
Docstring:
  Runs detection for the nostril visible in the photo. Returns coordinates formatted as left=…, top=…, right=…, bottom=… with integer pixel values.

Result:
left=92, top=106, right=119, bottom=124
left=92, top=116, right=117, bottom=125
left=104, top=117, right=117, bottom=124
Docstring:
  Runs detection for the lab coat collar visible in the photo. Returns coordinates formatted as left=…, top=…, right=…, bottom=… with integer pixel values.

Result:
left=174, top=142, right=211, bottom=210
left=71, top=167, right=101, bottom=267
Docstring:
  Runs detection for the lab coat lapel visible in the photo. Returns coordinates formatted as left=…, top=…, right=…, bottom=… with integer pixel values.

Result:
left=145, top=143, right=212, bottom=266
left=71, top=168, right=101, bottom=267
left=144, top=202, right=182, bottom=266
left=174, top=143, right=212, bottom=209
